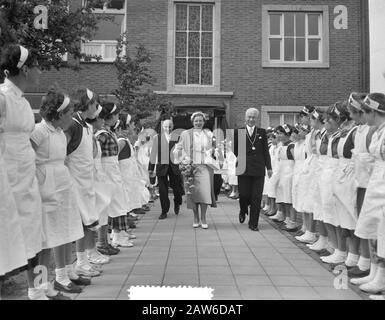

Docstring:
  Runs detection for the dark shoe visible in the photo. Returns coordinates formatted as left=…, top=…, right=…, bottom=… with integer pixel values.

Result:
left=108, top=244, right=120, bottom=255
left=71, top=276, right=91, bottom=286
left=318, top=249, right=332, bottom=256
left=348, top=266, right=370, bottom=278
left=47, top=292, right=71, bottom=300
left=174, top=203, right=180, bottom=215
left=159, top=213, right=167, bottom=220
left=281, top=226, right=300, bottom=233
left=249, top=226, right=259, bottom=231
left=134, top=208, right=146, bottom=215
left=54, top=280, right=82, bottom=294
left=97, top=246, right=111, bottom=256
left=128, top=221, right=137, bottom=229
left=265, top=210, right=277, bottom=217
left=128, top=216, right=138, bottom=221
left=142, top=205, right=150, bottom=211
left=239, top=211, right=246, bottom=224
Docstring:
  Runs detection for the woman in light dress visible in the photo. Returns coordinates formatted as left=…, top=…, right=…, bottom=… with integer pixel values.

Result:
left=31, top=88, right=85, bottom=299
left=174, top=112, right=217, bottom=229
left=0, top=44, right=45, bottom=300
left=351, top=93, right=385, bottom=297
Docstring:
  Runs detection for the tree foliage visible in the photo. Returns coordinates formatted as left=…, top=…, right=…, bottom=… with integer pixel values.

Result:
left=113, top=31, right=174, bottom=129
left=0, top=0, right=109, bottom=70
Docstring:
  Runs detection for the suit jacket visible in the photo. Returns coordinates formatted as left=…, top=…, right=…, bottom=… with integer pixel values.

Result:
left=148, top=132, right=181, bottom=177
left=234, top=127, right=272, bottom=176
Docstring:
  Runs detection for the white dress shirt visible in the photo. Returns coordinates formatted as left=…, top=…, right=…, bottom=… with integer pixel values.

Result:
left=246, top=125, right=256, bottom=137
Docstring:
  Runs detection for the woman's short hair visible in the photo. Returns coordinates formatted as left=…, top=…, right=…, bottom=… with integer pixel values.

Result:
left=0, top=44, right=38, bottom=77
left=99, top=101, right=121, bottom=121
left=326, top=101, right=351, bottom=123
left=190, top=111, right=207, bottom=123
left=362, top=93, right=385, bottom=114
left=72, top=87, right=98, bottom=112
left=40, top=86, right=72, bottom=122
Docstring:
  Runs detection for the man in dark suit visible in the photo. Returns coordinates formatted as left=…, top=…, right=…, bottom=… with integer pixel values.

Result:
left=234, top=108, right=272, bottom=231
left=149, top=119, right=184, bottom=220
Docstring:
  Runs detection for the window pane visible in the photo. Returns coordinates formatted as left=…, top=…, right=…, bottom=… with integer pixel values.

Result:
left=188, top=32, right=200, bottom=57
left=188, top=58, right=200, bottom=84
left=269, top=114, right=281, bottom=127
left=175, top=32, right=187, bottom=57
left=176, top=4, right=187, bottom=31
left=296, top=12, right=305, bottom=37
left=175, top=58, right=186, bottom=84
left=188, top=6, right=201, bottom=31
left=308, top=39, right=320, bottom=60
left=308, top=14, right=319, bottom=36
left=105, top=44, right=117, bottom=59
left=284, top=12, right=295, bottom=36
left=201, top=32, right=212, bottom=57
left=296, top=38, right=305, bottom=61
left=284, top=38, right=294, bottom=61
left=201, top=59, right=212, bottom=85
left=94, top=15, right=124, bottom=40
left=83, top=44, right=102, bottom=56
left=202, top=5, right=213, bottom=31
left=109, top=0, right=124, bottom=10
left=283, top=114, right=295, bottom=125
left=270, top=39, right=281, bottom=60
left=269, top=14, right=281, bottom=35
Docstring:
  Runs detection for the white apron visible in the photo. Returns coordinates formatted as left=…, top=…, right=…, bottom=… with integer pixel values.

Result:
left=94, top=140, right=114, bottom=226
left=33, top=121, right=84, bottom=249
left=320, top=133, right=339, bottom=226
left=276, top=144, right=294, bottom=204
left=355, top=124, right=385, bottom=240
left=264, top=145, right=278, bottom=196
left=0, top=146, right=28, bottom=275
left=333, top=126, right=358, bottom=230
left=312, top=155, right=327, bottom=221
left=352, top=125, right=375, bottom=189
left=96, top=127, right=129, bottom=218
left=226, top=151, right=238, bottom=186
left=377, top=210, right=385, bottom=259
left=0, top=80, right=43, bottom=260
left=65, top=120, right=98, bottom=227
left=118, top=138, right=144, bottom=211
left=301, top=129, right=323, bottom=213
left=292, top=140, right=307, bottom=212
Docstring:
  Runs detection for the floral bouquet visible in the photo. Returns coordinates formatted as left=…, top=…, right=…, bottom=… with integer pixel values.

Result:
left=179, top=156, right=197, bottom=195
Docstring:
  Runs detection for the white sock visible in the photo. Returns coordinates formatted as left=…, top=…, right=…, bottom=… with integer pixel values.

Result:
left=357, top=257, right=371, bottom=271
left=28, top=288, right=48, bottom=300
left=55, top=267, right=71, bottom=286
left=345, top=253, right=360, bottom=267
left=76, top=251, right=88, bottom=267
left=301, top=225, right=306, bottom=233
left=66, top=264, right=79, bottom=280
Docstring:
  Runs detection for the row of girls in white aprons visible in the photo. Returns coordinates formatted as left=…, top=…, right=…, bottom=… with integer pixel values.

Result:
left=264, top=96, right=385, bottom=299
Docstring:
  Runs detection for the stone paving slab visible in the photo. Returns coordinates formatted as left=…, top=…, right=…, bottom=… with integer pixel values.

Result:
left=74, top=196, right=364, bottom=300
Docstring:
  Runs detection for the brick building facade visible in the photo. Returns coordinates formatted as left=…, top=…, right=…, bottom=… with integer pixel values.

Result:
left=25, top=0, right=369, bottom=129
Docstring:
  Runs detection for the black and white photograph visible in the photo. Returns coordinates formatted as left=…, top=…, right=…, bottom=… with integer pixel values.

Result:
left=1, top=0, right=385, bottom=303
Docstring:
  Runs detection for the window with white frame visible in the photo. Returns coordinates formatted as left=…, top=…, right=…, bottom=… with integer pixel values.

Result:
left=174, top=3, right=214, bottom=85
left=81, top=0, right=126, bottom=62
left=268, top=113, right=299, bottom=127
left=262, top=5, right=329, bottom=68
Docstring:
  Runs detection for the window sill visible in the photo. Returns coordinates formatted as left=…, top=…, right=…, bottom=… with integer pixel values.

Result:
left=262, top=61, right=329, bottom=68
left=80, top=60, right=115, bottom=64
left=155, top=90, right=233, bottom=97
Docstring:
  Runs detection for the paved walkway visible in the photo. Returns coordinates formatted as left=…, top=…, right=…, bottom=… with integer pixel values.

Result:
left=73, top=196, right=364, bottom=300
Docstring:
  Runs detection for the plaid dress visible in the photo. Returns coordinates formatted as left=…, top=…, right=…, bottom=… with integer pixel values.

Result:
left=97, top=129, right=130, bottom=231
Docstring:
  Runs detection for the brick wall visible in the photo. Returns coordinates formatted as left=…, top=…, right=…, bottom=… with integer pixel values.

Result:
left=29, top=0, right=367, bottom=128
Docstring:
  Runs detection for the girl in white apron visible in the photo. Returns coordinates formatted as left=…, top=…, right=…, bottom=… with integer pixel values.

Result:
left=286, top=124, right=309, bottom=232
left=351, top=93, right=385, bottom=295
left=0, top=45, right=45, bottom=300
left=135, top=137, right=152, bottom=209
left=65, top=88, right=101, bottom=278
left=86, top=110, right=120, bottom=258
left=96, top=102, right=133, bottom=248
left=347, top=93, right=375, bottom=277
left=295, top=106, right=315, bottom=237
left=31, top=90, right=86, bottom=299
left=306, top=110, right=330, bottom=250
left=320, top=102, right=351, bottom=265
left=264, top=133, right=280, bottom=216
left=272, top=124, right=295, bottom=224
left=85, top=106, right=116, bottom=262
left=226, top=141, right=239, bottom=199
